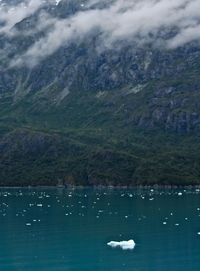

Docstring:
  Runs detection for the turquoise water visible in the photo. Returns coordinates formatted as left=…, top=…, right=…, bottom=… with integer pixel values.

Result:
left=0, top=188, right=200, bottom=271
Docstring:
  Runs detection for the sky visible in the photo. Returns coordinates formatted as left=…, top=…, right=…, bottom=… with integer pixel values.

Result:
left=0, top=0, right=200, bottom=67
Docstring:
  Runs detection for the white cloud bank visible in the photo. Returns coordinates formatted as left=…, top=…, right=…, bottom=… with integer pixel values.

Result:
left=1, top=0, right=200, bottom=67
left=0, top=0, right=48, bottom=34
left=107, top=239, right=136, bottom=250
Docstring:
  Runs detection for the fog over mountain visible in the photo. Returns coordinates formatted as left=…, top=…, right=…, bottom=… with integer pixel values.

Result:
left=1, top=0, right=200, bottom=66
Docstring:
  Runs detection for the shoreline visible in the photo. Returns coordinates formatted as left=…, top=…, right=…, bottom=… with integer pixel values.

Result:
left=0, top=184, right=200, bottom=190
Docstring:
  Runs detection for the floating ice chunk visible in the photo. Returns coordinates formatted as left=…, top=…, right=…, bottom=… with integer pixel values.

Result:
left=55, top=0, right=61, bottom=5
left=107, top=240, right=135, bottom=250
left=197, top=232, right=200, bottom=235
left=178, top=192, right=183, bottom=196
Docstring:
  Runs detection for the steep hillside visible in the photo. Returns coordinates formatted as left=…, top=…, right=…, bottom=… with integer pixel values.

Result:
left=0, top=0, right=200, bottom=186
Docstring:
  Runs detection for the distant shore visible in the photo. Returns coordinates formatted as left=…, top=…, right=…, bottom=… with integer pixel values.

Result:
left=0, top=184, right=200, bottom=190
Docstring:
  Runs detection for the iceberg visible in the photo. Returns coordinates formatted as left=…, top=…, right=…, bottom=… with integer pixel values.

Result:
left=55, top=0, right=61, bottom=5
left=107, top=239, right=135, bottom=250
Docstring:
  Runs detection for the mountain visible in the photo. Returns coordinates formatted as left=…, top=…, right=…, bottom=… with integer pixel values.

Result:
left=0, top=0, right=200, bottom=186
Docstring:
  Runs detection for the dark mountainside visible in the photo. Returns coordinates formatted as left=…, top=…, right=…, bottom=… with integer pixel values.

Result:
left=1, top=0, right=200, bottom=186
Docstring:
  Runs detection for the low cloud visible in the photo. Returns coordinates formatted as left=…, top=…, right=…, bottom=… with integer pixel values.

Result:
left=1, top=0, right=200, bottom=67
left=0, top=0, right=49, bottom=35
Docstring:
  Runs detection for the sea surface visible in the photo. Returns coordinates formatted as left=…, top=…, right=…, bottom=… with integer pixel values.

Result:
left=0, top=187, right=200, bottom=271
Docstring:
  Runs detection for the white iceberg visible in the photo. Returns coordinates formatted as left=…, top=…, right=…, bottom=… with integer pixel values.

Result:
left=107, top=239, right=135, bottom=250
left=55, top=0, right=61, bottom=5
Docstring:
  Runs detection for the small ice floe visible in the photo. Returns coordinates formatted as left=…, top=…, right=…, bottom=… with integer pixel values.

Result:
left=26, top=223, right=31, bottom=226
left=197, top=232, right=200, bottom=235
left=55, top=0, right=61, bottom=5
left=107, top=240, right=135, bottom=250
left=178, top=192, right=183, bottom=196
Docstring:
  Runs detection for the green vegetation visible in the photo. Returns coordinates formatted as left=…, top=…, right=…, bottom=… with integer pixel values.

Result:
left=1, top=71, right=200, bottom=186
left=1, top=17, right=200, bottom=186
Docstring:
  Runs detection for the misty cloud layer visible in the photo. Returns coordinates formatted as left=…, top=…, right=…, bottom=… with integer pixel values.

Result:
left=1, top=0, right=200, bottom=67
left=0, top=0, right=47, bottom=34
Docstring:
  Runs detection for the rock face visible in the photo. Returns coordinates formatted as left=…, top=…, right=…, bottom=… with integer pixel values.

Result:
left=1, top=45, right=200, bottom=133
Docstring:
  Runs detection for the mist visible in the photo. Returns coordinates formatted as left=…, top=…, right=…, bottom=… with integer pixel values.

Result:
left=1, top=0, right=200, bottom=67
